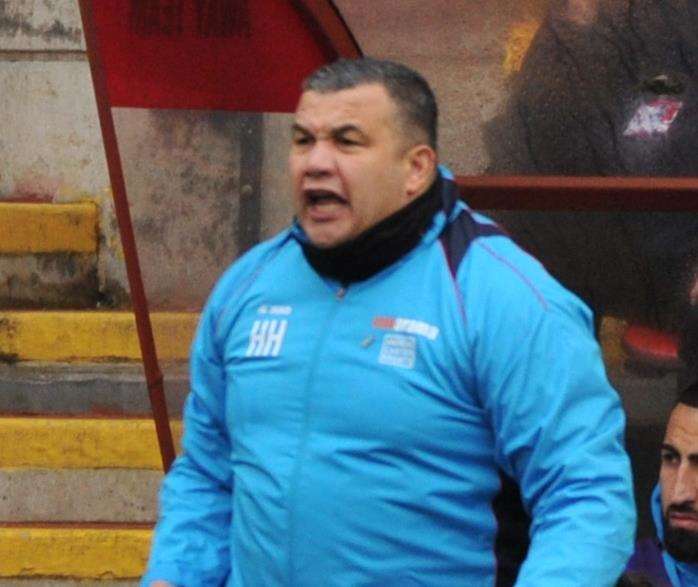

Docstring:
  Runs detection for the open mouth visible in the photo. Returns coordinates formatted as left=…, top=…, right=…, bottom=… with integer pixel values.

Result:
left=305, top=189, right=347, bottom=206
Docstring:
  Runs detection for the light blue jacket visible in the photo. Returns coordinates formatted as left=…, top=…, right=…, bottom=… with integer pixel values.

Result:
left=142, top=176, right=635, bottom=586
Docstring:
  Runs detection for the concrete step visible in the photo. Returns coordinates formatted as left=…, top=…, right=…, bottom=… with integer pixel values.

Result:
left=0, top=417, right=182, bottom=469
left=0, top=311, right=198, bottom=363
left=0, top=362, right=189, bottom=417
left=0, top=202, right=97, bottom=255
left=0, top=523, right=151, bottom=581
left=0, top=581, right=137, bottom=586
left=0, top=469, right=161, bottom=523
left=0, top=202, right=99, bottom=309
left=0, top=415, right=173, bottom=581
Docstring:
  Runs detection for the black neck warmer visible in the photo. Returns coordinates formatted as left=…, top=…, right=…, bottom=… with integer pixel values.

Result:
left=300, top=174, right=443, bottom=284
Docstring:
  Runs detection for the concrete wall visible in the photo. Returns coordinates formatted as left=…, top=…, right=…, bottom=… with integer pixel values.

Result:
left=0, top=0, right=122, bottom=306
left=1, top=0, right=544, bottom=309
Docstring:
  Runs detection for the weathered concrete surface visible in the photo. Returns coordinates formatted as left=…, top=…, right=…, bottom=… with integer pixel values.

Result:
left=113, top=107, right=245, bottom=309
left=0, top=311, right=197, bottom=362
left=0, top=0, right=83, bottom=51
left=0, top=61, right=104, bottom=201
left=260, top=113, right=295, bottom=240
left=0, top=525, right=151, bottom=579
left=0, top=59, right=125, bottom=307
left=0, top=417, right=182, bottom=469
left=0, top=469, right=161, bottom=523
left=0, top=362, right=189, bottom=417
left=0, top=253, right=97, bottom=309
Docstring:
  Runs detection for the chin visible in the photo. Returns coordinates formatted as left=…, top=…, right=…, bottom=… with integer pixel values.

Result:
left=664, top=518, right=698, bottom=563
left=304, top=225, right=351, bottom=249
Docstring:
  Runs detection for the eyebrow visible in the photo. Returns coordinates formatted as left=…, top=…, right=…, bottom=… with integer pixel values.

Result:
left=332, top=124, right=365, bottom=137
left=661, top=443, right=679, bottom=455
left=290, top=123, right=366, bottom=138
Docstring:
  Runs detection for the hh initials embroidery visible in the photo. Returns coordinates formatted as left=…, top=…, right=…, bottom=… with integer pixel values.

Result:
left=246, top=319, right=288, bottom=357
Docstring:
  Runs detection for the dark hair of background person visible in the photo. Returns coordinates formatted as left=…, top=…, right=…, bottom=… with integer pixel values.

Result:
left=302, top=57, right=438, bottom=150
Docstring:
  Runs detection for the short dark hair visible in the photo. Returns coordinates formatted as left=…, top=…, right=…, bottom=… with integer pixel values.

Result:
left=302, top=57, right=438, bottom=149
left=677, top=381, right=698, bottom=409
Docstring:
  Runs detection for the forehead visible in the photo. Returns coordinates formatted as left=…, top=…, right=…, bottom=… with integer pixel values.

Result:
left=665, top=404, right=698, bottom=453
left=294, top=83, right=398, bottom=131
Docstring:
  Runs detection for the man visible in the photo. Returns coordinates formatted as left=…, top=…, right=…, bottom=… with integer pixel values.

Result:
left=142, top=58, right=635, bottom=586
left=625, top=382, right=698, bottom=586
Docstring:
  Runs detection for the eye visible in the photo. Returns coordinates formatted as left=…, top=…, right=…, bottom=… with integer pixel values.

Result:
left=292, top=134, right=312, bottom=146
left=291, top=128, right=314, bottom=147
left=661, top=450, right=680, bottom=466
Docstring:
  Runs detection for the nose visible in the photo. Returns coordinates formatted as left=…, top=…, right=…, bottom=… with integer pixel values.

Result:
left=304, top=140, right=335, bottom=178
left=671, top=464, right=697, bottom=506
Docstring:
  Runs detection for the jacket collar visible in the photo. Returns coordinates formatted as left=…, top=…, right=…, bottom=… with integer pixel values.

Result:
left=291, top=169, right=460, bottom=284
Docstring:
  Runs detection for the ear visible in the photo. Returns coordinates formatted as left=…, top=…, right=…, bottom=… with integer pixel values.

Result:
left=404, top=144, right=437, bottom=200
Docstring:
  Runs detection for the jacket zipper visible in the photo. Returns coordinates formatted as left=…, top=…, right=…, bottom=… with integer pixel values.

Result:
left=286, top=286, right=347, bottom=583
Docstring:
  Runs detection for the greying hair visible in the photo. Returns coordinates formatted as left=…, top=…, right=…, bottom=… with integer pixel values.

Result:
left=302, top=58, right=438, bottom=149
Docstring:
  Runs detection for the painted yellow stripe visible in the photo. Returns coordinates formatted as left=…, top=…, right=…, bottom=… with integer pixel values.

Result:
left=0, top=202, right=97, bottom=254
left=0, top=526, right=151, bottom=579
left=0, top=418, right=183, bottom=469
left=0, top=311, right=199, bottom=362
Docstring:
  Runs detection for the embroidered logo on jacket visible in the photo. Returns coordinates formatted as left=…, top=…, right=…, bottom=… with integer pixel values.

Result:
left=245, top=319, right=288, bottom=357
left=378, top=334, right=417, bottom=369
left=372, top=316, right=439, bottom=341
left=258, top=304, right=292, bottom=316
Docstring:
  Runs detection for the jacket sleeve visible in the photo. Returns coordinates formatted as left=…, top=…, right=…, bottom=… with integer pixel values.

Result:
left=471, top=266, right=636, bottom=586
left=141, top=299, right=233, bottom=586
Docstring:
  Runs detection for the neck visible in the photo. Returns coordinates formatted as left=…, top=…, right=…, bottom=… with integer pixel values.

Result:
left=299, top=174, right=442, bottom=284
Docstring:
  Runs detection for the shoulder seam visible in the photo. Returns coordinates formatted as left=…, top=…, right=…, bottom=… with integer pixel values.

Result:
left=212, top=235, right=291, bottom=341
left=475, top=240, right=549, bottom=311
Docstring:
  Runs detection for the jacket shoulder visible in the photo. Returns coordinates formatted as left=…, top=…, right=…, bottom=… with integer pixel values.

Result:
left=441, top=205, right=593, bottom=328
left=203, top=228, right=294, bottom=333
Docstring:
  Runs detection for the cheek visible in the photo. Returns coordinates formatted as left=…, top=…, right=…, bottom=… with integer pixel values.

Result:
left=660, top=468, right=675, bottom=506
left=288, top=156, right=301, bottom=183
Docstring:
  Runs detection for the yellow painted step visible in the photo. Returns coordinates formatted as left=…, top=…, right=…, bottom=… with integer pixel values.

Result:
left=0, top=524, right=151, bottom=579
left=0, top=202, right=97, bottom=254
left=0, top=417, right=182, bottom=469
left=0, top=311, right=199, bottom=362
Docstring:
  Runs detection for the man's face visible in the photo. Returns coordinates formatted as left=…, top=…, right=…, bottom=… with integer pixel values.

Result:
left=289, top=83, right=417, bottom=249
left=660, top=402, right=698, bottom=562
